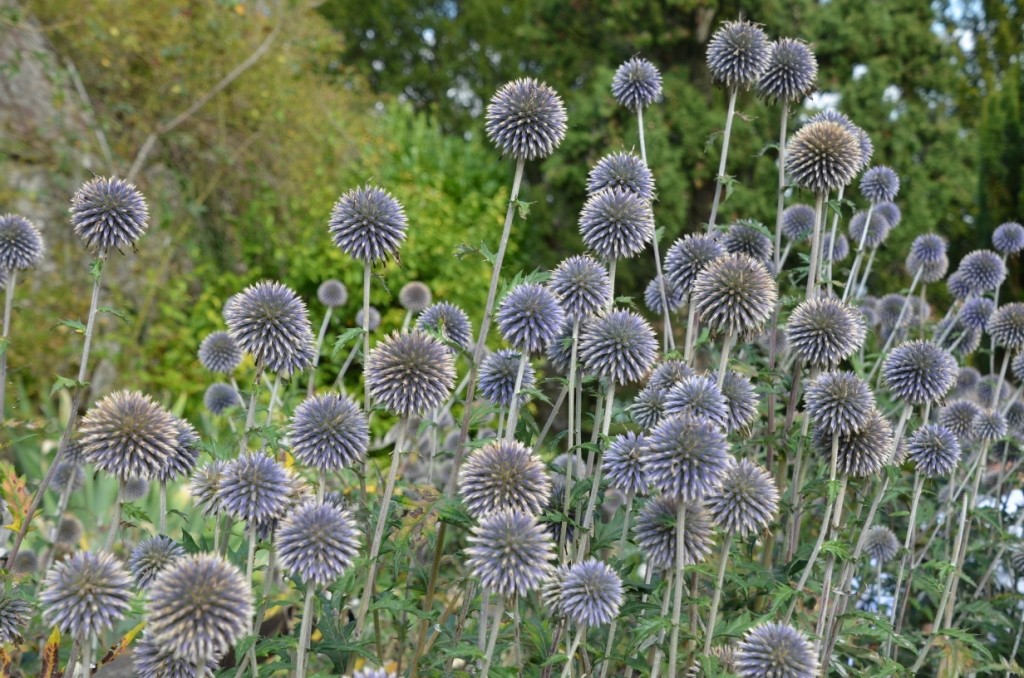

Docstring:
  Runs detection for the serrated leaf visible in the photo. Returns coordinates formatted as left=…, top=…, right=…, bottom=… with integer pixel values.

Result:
left=57, top=318, right=87, bottom=333
left=50, top=375, right=87, bottom=397
left=331, top=327, right=364, bottom=359
left=435, top=497, right=474, bottom=530
left=1, top=462, right=31, bottom=534
left=97, top=306, right=129, bottom=323
left=515, top=199, right=533, bottom=220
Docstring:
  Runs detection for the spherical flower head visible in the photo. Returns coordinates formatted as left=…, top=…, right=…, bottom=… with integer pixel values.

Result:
left=946, top=271, right=972, bottom=301
left=907, top=245, right=950, bottom=283
left=147, top=554, right=252, bottom=663
left=497, top=283, right=565, bottom=354
left=558, top=559, right=623, bottom=626
left=80, top=389, right=177, bottom=482
left=723, top=220, right=773, bottom=268
left=786, top=296, right=866, bottom=369
left=864, top=525, right=900, bottom=564
left=289, top=394, right=369, bottom=471
left=40, top=551, right=131, bottom=639
left=133, top=634, right=220, bottom=678
left=365, top=331, right=455, bottom=415
left=466, top=510, right=554, bottom=597
left=416, top=301, right=472, bottom=351
left=720, top=370, right=759, bottom=433
left=399, top=281, right=432, bottom=313
left=649, top=359, right=695, bottom=390
left=317, top=279, right=348, bottom=308
left=705, top=458, right=779, bottom=536
left=994, top=221, right=1024, bottom=255
left=642, top=413, right=731, bottom=500
left=848, top=210, right=891, bottom=249
left=545, top=321, right=576, bottom=374
left=227, top=280, right=316, bottom=376
left=859, top=166, right=900, bottom=203
left=990, top=303, right=1024, bottom=350
left=664, top=233, right=725, bottom=296
left=877, top=293, right=911, bottom=334
left=130, top=535, right=186, bottom=588
left=692, top=253, right=777, bottom=338
left=587, top=151, right=655, bottom=201
left=154, top=417, right=201, bottom=483
left=812, top=407, right=892, bottom=477
left=603, top=431, right=649, bottom=495
left=1006, top=400, right=1024, bottom=436
left=10, top=550, right=37, bottom=575
left=190, top=460, right=227, bottom=517
left=122, top=476, right=150, bottom=502
left=217, top=453, right=294, bottom=524
left=198, top=331, right=241, bottom=374
left=786, top=120, right=862, bottom=195
left=356, top=306, right=382, bottom=332
left=822, top=232, right=849, bottom=262
left=781, top=204, right=816, bottom=243
left=329, top=185, right=407, bottom=262
left=874, top=200, right=901, bottom=227
left=0, top=594, right=30, bottom=643
left=579, top=309, right=657, bottom=385
left=810, top=110, right=873, bottom=171
left=883, top=340, right=958, bottom=405
left=957, top=249, right=1007, bottom=295
left=907, top=424, right=961, bottom=477
left=0, top=214, right=43, bottom=271
left=579, top=187, right=654, bottom=261
left=756, top=38, right=818, bottom=103
left=977, top=375, right=1012, bottom=408
left=549, top=255, right=612, bottom=324
left=735, top=621, right=818, bottom=678
left=459, top=440, right=551, bottom=518
left=645, top=275, right=685, bottom=314
left=973, top=409, right=1007, bottom=442
left=52, top=461, right=85, bottom=494
left=478, top=349, right=535, bottom=407
left=940, top=400, right=980, bottom=443
left=485, top=78, right=567, bottom=161
left=706, top=20, right=771, bottom=89
left=70, top=176, right=149, bottom=253
left=611, top=57, right=663, bottom=109
left=204, top=382, right=241, bottom=415
left=56, top=515, right=83, bottom=545
left=276, top=501, right=360, bottom=587
left=631, top=385, right=667, bottom=429
left=633, top=496, right=713, bottom=570
left=1014, top=352, right=1024, bottom=383
left=960, top=296, right=995, bottom=331
left=664, top=374, right=730, bottom=431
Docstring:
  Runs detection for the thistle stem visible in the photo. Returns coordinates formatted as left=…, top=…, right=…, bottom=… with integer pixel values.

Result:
left=307, top=307, right=333, bottom=396
left=238, top=364, right=265, bottom=455
left=707, top=88, right=738, bottom=232
left=103, top=481, right=123, bottom=551
left=503, top=351, right=530, bottom=440
left=703, top=532, right=733, bottom=655
left=295, top=585, right=316, bottom=678
left=843, top=204, right=875, bottom=302
left=823, top=186, right=845, bottom=293
left=481, top=597, right=506, bottom=676
left=805, top=193, right=826, bottom=299
left=668, top=504, right=687, bottom=678
left=159, top=481, right=167, bottom=534
left=0, top=268, right=17, bottom=424
left=716, top=332, right=735, bottom=388
left=637, top=106, right=674, bottom=351
left=857, top=244, right=879, bottom=297
left=607, top=259, right=617, bottom=312
left=80, top=633, right=93, bottom=678
left=362, top=262, right=372, bottom=414
left=560, top=625, right=585, bottom=678
left=773, top=101, right=789, bottom=274
left=575, top=383, right=615, bottom=560
left=868, top=269, right=923, bottom=383
left=887, top=471, right=924, bottom=656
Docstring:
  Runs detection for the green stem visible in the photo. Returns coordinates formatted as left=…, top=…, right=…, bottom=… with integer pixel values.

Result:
left=668, top=503, right=686, bottom=678
left=703, top=532, right=733, bottom=655
left=295, top=585, right=316, bottom=678
left=707, top=88, right=737, bottom=231
left=559, top=625, right=585, bottom=678
left=773, top=101, right=789, bottom=274
left=481, top=597, right=506, bottom=676
left=0, top=268, right=17, bottom=424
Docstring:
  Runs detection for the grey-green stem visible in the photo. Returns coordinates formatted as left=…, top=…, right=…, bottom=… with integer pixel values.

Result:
left=707, top=88, right=738, bottom=232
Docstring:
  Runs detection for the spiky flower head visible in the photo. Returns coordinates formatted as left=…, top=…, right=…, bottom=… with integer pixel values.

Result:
left=154, top=417, right=201, bottom=483
left=416, top=301, right=472, bottom=351
left=633, top=496, right=714, bottom=570
left=631, top=385, right=667, bottom=429
left=130, top=535, right=186, bottom=588
left=579, top=309, right=657, bottom=385
left=40, top=550, right=131, bottom=639
left=940, top=400, right=980, bottom=443
left=226, top=280, right=315, bottom=375
left=466, top=510, right=554, bottom=597
left=812, top=407, right=892, bottom=476
left=782, top=204, right=816, bottom=242
left=289, top=394, right=369, bottom=471
left=146, top=554, right=252, bottom=663
left=545, top=321, right=576, bottom=374
left=70, top=176, right=149, bottom=253
left=328, top=185, right=407, bottom=262
left=1014, top=352, right=1024, bottom=382
left=485, top=78, right=567, bottom=161
left=822, top=232, right=849, bottom=262
left=977, top=375, right=1012, bottom=408
left=864, top=525, right=900, bottom=564
left=907, top=248, right=950, bottom=284
left=756, top=38, right=818, bottom=103
left=216, top=453, right=294, bottom=524
left=204, top=382, right=241, bottom=415
left=611, top=57, right=663, bottom=109
left=317, top=279, right=348, bottom=308
left=549, top=254, right=612, bottom=322
left=809, top=109, right=873, bottom=171
left=649, top=359, right=695, bottom=390
left=478, top=349, right=535, bottom=407
left=735, top=621, right=818, bottom=678
left=56, top=515, right=83, bottom=545
left=459, top=440, right=551, bottom=518
left=190, top=460, right=227, bottom=517
left=0, top=214, right=43, bottom=272
left=960, top=297, right=995, bottom=331
left=720, top=371, right=759, bottom=433
left=1006, top=400, right=1024, bottom=435
left=132, top=635, right=220, bottom=678
left=645, top=275, right=686, bottom=314
left=973, top=409, right=1008, bottom=442
left=1011, top=544, right=1024, bottom=577
left=859, top=166, right=900, bottom=203
left=787, top=296, right=866, bottom=368
left=874, top=200, right=901, bottom=227
left=907, top=424, right=961, bottom=477
left=399, top=281, right=432, bottom=313
left=276, top=501, right=360, bottom=586
left=664, top=233, right=725, bottom=296
left=198, top=331, right=241, bottom=374
left=848, top=210, right=891, bottom=249
left=705, top=458, right=779, bottom=536
left=52, top=461, right=85, bottom=494
left=603, top=431, right=649, bottom=496
left=692, top=253, right=777, bottom=337
left=990, top=303, right=1024, bottom=350
left=497, top=283, right=565, bottom=354
left=947, top=271, right=971, bottom=301
left=356, top=306, right=382, bottom=332
left=365, top=331, right=455, bottom=415
left=994, top=221, right=1024, bottom=255
left=79, top=389, right=177, bottom=481
left=706, top=20, right=771, bottom=89
left=579, top=187, right=654, bottom=261
left=786, top=120, right=862, bottom=194
left=664, top=374, right=730, bottom=430
left=558, top=559, right=623, bottom=626
left=10, top=550, right=37, bottom=575
left=957, top=249, right=1007, bottom=295
left=586, top=151, right=655, bottom=200
left=883, top=340, right=958, bottom=405
left=0, top=594, right=30, bottom=643
left=723, top=220, right=773, bottom=268
left=123, top=476, right=151, bottom=501
left=642, top=413, right=731, bottom=500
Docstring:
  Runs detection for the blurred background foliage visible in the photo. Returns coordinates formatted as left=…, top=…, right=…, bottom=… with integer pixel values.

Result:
left=1, top=0, right=1022, bottom=420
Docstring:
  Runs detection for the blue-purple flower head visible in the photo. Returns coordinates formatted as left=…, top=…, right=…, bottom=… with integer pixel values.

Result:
left=692, top=253, right=777, bottom=338
left=587, top=151, right=655, bottom=201
left=0, top=594, right=30, bottom=643
left=204, top=382, right=241, bottom=415
left=497, top=283, right=565, bottom=355
left=645, top=275, right=685, bottom=314
left=960, top=296, right=995, bottom=331
left=907, top=424, right=961, bottom=477
left=276, top=501, right=360, bottom=586
left=786, top=296, right=866, bottom=369
left=579, top=309, right=657, bottom=385
left=812, top=407, right=892, bottom=476
left=782, top=204, right=816, bottom=243
left=399, top=281, right=432, bottom=313
left=940, top=400, right=980, bottom=443
left=478, top=349, right=535, bottom=407
left=859, top=166, right=900, bottom=203
left=329, top=185, right=407, bottom=262
left=289, top=393, right=369, bottom=471
left=848, top=210, right=891, bottom=249
left=133, top=635, right=221, bottom=678
left=633, top=496, right=714, bottom=570
left=579, top=187, right=654, bottom=261
left=416, top=301, right=472, bottom=352
left=810, top=110, right=873, bottom=171
left=0, top=214, right=43, bottom=271
left=225, top=280, right=315, bottom=376
left=557, top=559, right=623, bottom=626
left=603, top=431, right=649, bottom=496
left=973, top=409, right=1008, bottom=442
left=721, top=370, right=759, bottom=433
left=317, top=279, right=348, bottom=308
left=631, top=385, right=667, bottom=429
left=56, top=516, right=83, bottom=545
left=130, top=535, right=185, bottom=588
left=459, top=440, right=551, bottom=518
left=875, top=200, right=901, bottom=227
left=883, top=340, right=958, bottom=405
left=665, top=374, right=730, bottom=431
left=707, top=20, right=771, bottom=89
left=978, top=375, right=1012, bottom=408
left=198, top=331, right=241, bottom=374
left=957, top=249, right=1007, bottom=295
left=756, top=38, right=818, bottom=103
left=154, top=417, right=201, bottom=483
left=665, top=233, right=725, bottom=296
left=466, top=510, right=554, bottom=597
left=989, top=303, right=1024, bottom=350
left=611, top=57, right=662, bottom=110
left=723, top=220, right=773, bottom=269
left=365, top=331, right=455, bottom=415
left=642, top=413, right=731, bottom=501
left=786, top=119, right=863, bottom=194
left=804, top=371, right=875, bottom=436
left=70, top=176, right=149, bottom=253
left=216, top=452, right=294, bottom=524
left=736, top=621, right=818, bottom=678
left=485, top=78, right=567, bottom=161
left=356, top=306, right=382, bottom=332
left=994, top=221, right=1024, bottom=255
left=40, top=550, right=131, bottom=639
left=864, top=525, right=900, bottom=564
left=822, top=232, right=849, bottom=262
left=706, top=458, right=779, bottom=536
left=79, top=389, right=177, bottom=482
left=123, top=476, right=151, bottom=502
left=649, top=359, right=695, bottom=391
left=190, top=460, right=227, bottom=517
left=549, top=254, right=612, bottom=322
left=1014, top=352, right=1024, bottom=382
left=545, top=321, right=576, bottom=375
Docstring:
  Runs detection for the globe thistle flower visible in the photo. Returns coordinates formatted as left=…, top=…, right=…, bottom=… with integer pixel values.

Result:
left=252, top=471, right=311, bottom=541
left=356, top=306, right=382, bottom=332
left=645, top=275, right=686, bottom=314
left=804, top=371, right=874, bottom=437
left=465, top=510, right=554, bottom=597
left=631, top=385, right=668, bottom=429
left=1006, top=400, right=1024, bottom=436
left=859, top=166, right=900, bottom=203
left=0, top=594, right=30, bottom=643
left=190, top=460, right=227, bottom=517
left=1013, top=353, right=1024, bottom=383
left=705, top=458, right=779, bottom=536
left=812, top=407, right=892, bottom=477
left=883, top=340, right=958, bottom=405
left=957, top=249, right=1007, bottom=295
left=130, top=535, right=186, bottom=588
left=198, top=331, right=242, bottom=375
left=990, top=303, right=1024, bottom=350
left=906, top=251, right=949, bottom=285
left=485, top=78, right=567, bottom=161
left=459, top=440, right=551, bottom=518
left=203, top=382, right=241, bottom=415
left=0, top=214, right=43, bottom=271
left=864, top=525, right=900, bottom=564
left=781, top=204, right=816, bottom=243
left=994, top=221, right=1024, bottom=255
left=217, top=453, right=294, bottom=524
left=497, top=283, right=565, bottom=354
left=786, top=296, right=866, bottom=368
left=10, top=550, right=38, bottom=575
left=56, top=515, right=83, bottom=545
left=579, top=187, right=655, bottom=261
left=40, top=551, right=131, bottom=639
left=365, top=331, right=455, bottom=415
left=545, top=321, right=576, bottom=375
left=664, top=233, right=725, bottom=296
left=940, top=400, right=981, bottom=443
left=147, top=554, right=252, bottom=662
left=79, top=389, right=177, bottom=481
left=847, top=210, right=891, bottom=249
left=936, top=317, right=980, bottom=359
left=977, top=375, right=1012, bottom=408
left=604, top=432, right=649, bottom=496
left=786, top=119, right=863, bottom=195
left=579, top=309, right=658, bottom=385
left=549, top=254, right=613, bottom=322
left=52, top=461, right=85, bottom=494
left=558, top=559, right=623, bottom=626
left=121, top=476, right=150, bottom=502
left=586, top=151, right=655, bottom=201
left=226, top=280, right=316, bottom=375
left=822, top=232, right=849, bottom=262
left=946, top=271, right=972, bottom=301
left=416, top=301, right=472, bottom=351
left=973, top=409, right=1008, bottom=442
left=649, top=359, right=695, bottom=390
left=478, top=349, right=535, bottom=407
left=874, top=201, right=902, bottom=228
left=289, top=394, right=369, bottom=471
left=960, top=297, right=995, bottom=331
left=723, top=220, right=773, bottom=268
left=70, top=176, right=149, bottom=253
left=808, top=110, right=873, bottom=171
left=611, top=57, right=663, bottom=110
left=399, top=281, right=432, bottom=313
left=756, top=38, right=818, bottom=103
left=907, top=424, right=961, bottom=477
left=541, top=564, right=572, bottom=616
left=642, top=413, right=731, bottom=500
left=664, top=374, right=730, bottom=430
left=735, top=621, right=818, bottom=678
left=328, top=185, right=407, bottom=262
left=154, top=417, right=201, bottom=483
left=317, top=279, right=348, bottom=308
left=276, top=501, right=360, bottom=586
left=706, top=20, right=771, bottom=89
left=132, top=635, right=221, bottom=678
left=692, top=253, right=777, bottom=337
left=633, top=496, right=714, bottom=570
left=720, top=371, right=759, bottom=433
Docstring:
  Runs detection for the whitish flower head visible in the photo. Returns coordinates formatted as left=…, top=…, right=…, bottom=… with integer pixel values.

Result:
left=225, top=281, right=315, bottom=375
left=705, top=458, right=779, bottom=536
left=0, top=594, right=30, bottom=643
left=859, top=166, right=900, bottom=203
left=478, top=349, right=535, bottom=407
left=812, top=407, right=892, bottom=476
left=216, top=453, right=294, bottom=524
left=782, top=204, right=816, bottom=243
left=416, top=301, right=472, bottom=351
left=0, top=214, right=43, bottom=271
left=40, top=551, right=131, bottom=638
left=80, top=390, right=177, bottom=481
left=329, top=185, right=407, bottom=262
left=459, top=440, right=551, bottom=518
left=356, top=306, right=381, bottom=332
left=940, top=400, right=980, bottom=443
left=485, top=78, right=567, bottom=160
left=957, top=249, right=1007, bottom=295
left=786, top=120, right=862, bottom=194
left=198, top=331, right=241, bottom=374
left=633, top=496, right=713, bottom=570
left=317, top=279, right=348, bottom=308
left=883, top=340, right=958, bottom=405
left=365, top=331, right=455, bottom=415
left=822, top=232, right=849, bottom=262
left=664, top=233, right=725, bottom=296
left=154, top=418, right=201, bottom=483
left=645, top=275, right=686, bottom=315
left=276, top=501, right=360, bottom=586
left=549, top=254, right=612, bottom=322
left=497, top=283, right=565, bottom=354
left=70, top=176, right=149, bottom=253
left=587, top=151, right=655, bottom=200
left=649, top=359, right=695, bottom=390
left=642, top=414, right=731, bottom=500
left=466, top=510, right=554, bottom=597
left=864, top=525, right=900, bottom=564
left=579, top=187, right=654, bottom=261
left=990, top=303, right=1024, bottom=350
left=133, top=635, right=220, bottom=678
left=612, top=57, right=663, bottom=109
left=664, top=374, right=730, bottom=430
left=809, top=110, right=873, bottom=171
left=994, top=221, right=1024, bottom=255
left=720, top=371, right=759, bottom=433
left=604, top=432, right=649, bottom=495
left=204, top=382, right=241, bottom=415
left=907, top=424, right=961, bottom=477
left=756, top=38, right=817, bottom=103
left=631, top=385, right=667, bottom=429
left=974, top=409, right=1008, bottom=442
left=960, top=297, right=995, bottom=331
left=848, top=210, right=891, bottom=249
left=559, top=559, right=623, bottom=626
left=706, top=20, right=771, bottom=89
left=875, top=201, right=901, bottom=227
left=579, top=309, right=658, bottom=385
left=736, top=621, right=818, bottom=678
left=130, top=535, right=186, bottom=588
left=787, top=296, right=866, bottom=368
left=723, top=220, right=773, bottom=268
left=190, top=460, right=227, bottom=517
left=692, top=253, right=777, bottom=337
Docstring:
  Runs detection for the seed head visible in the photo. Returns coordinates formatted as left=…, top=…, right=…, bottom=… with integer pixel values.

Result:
left=720, top=370, right=759, bottom=433
left=329, top=185, right=407, bottom=262
left=804, top=371, right=875, bottom=436
left=485, top=78, right=567, bottom=161
left=973, top=409, right=1007, bottom=442
left=56, top=515, right=83, bottom=545
left=190, top=460, right=228, bottom=517
left=809, top=110, right=873, bottom=171
left=957, top=249, right=1007, bottom=295
left=645, top=275, right=686, bottom=315
left=365, top=331, right=455, bottom=415
left=40, top=551, right=131, bottom=639
left=132, top=634, right=221, bottom=678
left=70, top=176, right=149, bottom=253
left=649, top=359, right=695, bottom=390
left=874, top=201, right=901, bottom=227
left=822, top=232, right=849, bottom=262
left=459, top=440, right=551, bottom=518
left=960, top=297, right=995, bottom=331
left=990, top=303, right=1024, bottom=349
left=356, top=306, right=382, bottom=332
left=723, top=220, right=773, bottom=269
